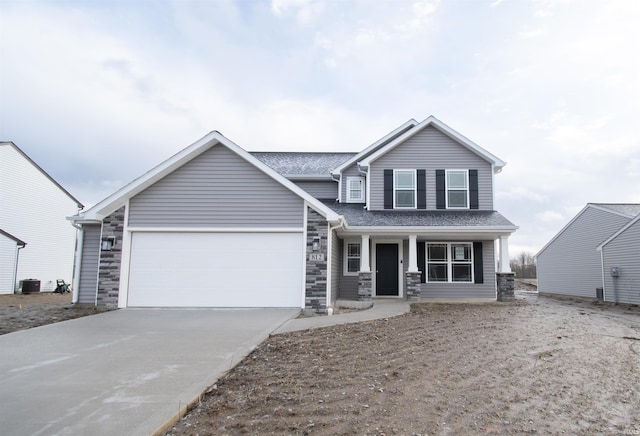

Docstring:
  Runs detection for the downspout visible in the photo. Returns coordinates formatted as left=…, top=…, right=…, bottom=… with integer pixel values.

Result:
left=71, top=224, right=84, bottom=304
left=14, top=243, right=26, bottom=294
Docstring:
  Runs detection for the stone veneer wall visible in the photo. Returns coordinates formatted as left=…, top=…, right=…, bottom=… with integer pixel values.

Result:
left=405, top=271, right=422, bottom=301
left=358, top=272, right=372, bottom=301
left=97, top=207, right=125, bottom=308
left=496, top=272, right=515, bottom=302
left=305, top=208, right=328, bottom=312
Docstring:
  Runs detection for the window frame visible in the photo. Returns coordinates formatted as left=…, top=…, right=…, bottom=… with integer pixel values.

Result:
left=426, top=242, right=474, bottom=283
left=343, top=240, right=361, bottom=276
left=445, top=169, right=470, bottom=209
left=393, top=169, right=417, bottom=209
left=346, top=176, right=365, bottom=203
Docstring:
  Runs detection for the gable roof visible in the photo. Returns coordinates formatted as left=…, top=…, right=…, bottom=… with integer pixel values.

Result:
left=0, top=142, right=84, bottom=209
left=252, top=152, right=355, bottom=179
left=535, top=203, right=640, bottom=258
left=330, top=119, right=419, bottom=176
left=70, top=132, right=341, bottom=223
left=597, top=211, right=640, bottom=250
left=0, top=229, right=26, bottom=247
left=358, top=116, right=506, bottom=173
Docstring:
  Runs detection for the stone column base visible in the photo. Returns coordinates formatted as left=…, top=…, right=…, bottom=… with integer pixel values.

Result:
left=497, top=272, right=515, bottom=302
left=405, top=271, right=422, bottom=301
left=358, top=271, right=372, bottom=301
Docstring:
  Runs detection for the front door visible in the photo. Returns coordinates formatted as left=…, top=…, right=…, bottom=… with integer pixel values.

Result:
left=376, top=243, right=399, bottom=296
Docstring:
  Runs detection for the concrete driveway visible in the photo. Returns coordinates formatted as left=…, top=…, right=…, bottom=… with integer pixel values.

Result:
left=0, top=308, right=297, bottom=436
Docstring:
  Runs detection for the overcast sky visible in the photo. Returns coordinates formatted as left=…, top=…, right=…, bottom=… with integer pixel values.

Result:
left=1, top=0, right=639, bottom=256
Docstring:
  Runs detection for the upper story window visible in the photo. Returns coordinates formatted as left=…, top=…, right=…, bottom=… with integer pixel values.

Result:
left=446, top=170, right=469, bottom=209
left=346, top=177, right=365, bottom=203
left=344, top=241, right=361, bottom=275
left=394, top=170, right=416, bottom=208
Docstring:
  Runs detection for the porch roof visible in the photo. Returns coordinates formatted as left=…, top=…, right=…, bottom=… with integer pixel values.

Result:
left=324, top=201, right=516, bottom=229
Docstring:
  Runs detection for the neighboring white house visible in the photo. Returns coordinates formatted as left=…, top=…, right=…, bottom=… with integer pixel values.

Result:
left=0, top=142, right=83, bottom=293
left=536, top=203, right=640, bottom=303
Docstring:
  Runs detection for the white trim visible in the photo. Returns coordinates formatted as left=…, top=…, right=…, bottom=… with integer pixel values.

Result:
left=365, top=167, right=371, bottom=209
left=360, top=234, right=371, bottom=272
left=71, top=227, right=84, bottom=304
left=359, top=116, right=506, bottom=173
left=302, top=205, right=308, bottom=309
left=119, top=200, right=131, bottom=308
left=425, top=242, right=474, bottom=283
left=445, top=169, right=470, bottom=210
left=372, top=239, right=404, bottom=298
left=346, top=176, right=365, bottom=203
left=393, top=169, right=417, bottom=209
left=340, top=225, right=517, bottom=236
left=126, top=227, right=305, bottom=233
left=70, top=131, right=340, bottom=223
left=343, top=239, right=361, bottom=276
left=408, top=235, right=418, bottom=272
left=498, top=235, right=511, bottom=273
left=331, top=119, right=419, bottom=176
left=326, top=222, right=332, bottom=309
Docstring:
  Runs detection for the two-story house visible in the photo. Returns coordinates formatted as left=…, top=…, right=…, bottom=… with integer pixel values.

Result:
left=69, top=116, right=517, bottom=310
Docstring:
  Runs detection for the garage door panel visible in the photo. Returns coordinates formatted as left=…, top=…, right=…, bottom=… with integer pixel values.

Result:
left=128, top=232, right=303, bottom=307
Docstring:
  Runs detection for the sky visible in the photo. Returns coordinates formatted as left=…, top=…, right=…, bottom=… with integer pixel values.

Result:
left=1, top=0, right=639, bottom=257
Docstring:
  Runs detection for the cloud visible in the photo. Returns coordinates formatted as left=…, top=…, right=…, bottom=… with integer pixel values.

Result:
left=535, top=210, right=564, bottom=223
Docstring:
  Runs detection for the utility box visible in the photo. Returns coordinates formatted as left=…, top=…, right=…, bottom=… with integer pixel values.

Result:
left=596, top=287, right=603, bottom=301
left=610, top=267, right=620, bottom=277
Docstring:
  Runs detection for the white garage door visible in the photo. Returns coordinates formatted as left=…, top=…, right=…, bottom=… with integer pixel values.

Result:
left=127, top=232, right=303, bottom=307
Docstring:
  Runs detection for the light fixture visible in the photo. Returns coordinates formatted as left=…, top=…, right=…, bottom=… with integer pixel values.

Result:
left=312, top=237, right=320, bottom=251
left=101, top=236, right=116, bottom=251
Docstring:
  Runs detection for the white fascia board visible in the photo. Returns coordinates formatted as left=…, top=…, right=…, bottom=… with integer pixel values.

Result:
left=330, top=119, right=418, bottom=177
left=535, top=203, right=634, bottom=258
left=126, top=227, right=305, bottom=233
left=597, top=212, right=640, bottom=250
left=70, top=131, right=341, bottom=224
left=360, top=116, right=507, bottom=173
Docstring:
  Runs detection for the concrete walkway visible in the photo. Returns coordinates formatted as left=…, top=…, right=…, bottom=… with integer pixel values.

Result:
left=273, top=299, right=411, bottom=334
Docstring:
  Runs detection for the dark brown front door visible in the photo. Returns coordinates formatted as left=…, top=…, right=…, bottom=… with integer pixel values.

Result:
left=376, top=244, right=398, bottom=296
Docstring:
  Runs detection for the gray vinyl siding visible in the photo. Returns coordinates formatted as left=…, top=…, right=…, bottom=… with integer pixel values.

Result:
left=129, top=145, right=304, bottom=227
left=337, top=237, right=359, bottom=299
left=369, top=126, right=493, bottom=210
left=330, top=231, right=340, bottom=302
left=295, top=180, right=338, bottom=200
left=77, top=225, right=100, bottom=304
left=419, top=240, right=496, bottom=298
left=602, top=219, right=640, bottom=305
left=537, top=207, right=631, bottom=299
left=340, top=164, right=364, bottom=203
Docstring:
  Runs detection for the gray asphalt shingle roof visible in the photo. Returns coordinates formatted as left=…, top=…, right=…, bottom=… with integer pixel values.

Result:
left=251, top=152, right=356, bottom=178
left=323, top=201, right=516, bottom=228
left=592, top=203, right=640, bottom=217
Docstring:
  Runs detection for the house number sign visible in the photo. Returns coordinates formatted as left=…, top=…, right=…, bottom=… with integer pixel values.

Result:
left=309, top=253, right=325, bottom=261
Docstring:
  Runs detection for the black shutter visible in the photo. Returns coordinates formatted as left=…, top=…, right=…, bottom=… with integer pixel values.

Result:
left=469, top=169, right=479, bottom=209
left=417, top=169, right=426, bottom=209
left=473, top=241, right=484, bottom=284
left=417, top=241, right=426, bottom=283
left=384, top=169, right=393, bottom=209
left=436, top=169, right=445, bottom=209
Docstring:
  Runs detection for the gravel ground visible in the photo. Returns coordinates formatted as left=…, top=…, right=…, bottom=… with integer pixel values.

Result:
left=0, top=292, right=110, bottom=335
left=167, top=292, right=640, bottom=435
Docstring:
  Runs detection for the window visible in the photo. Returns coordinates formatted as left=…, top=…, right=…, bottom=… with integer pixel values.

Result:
left=346, top=177, right=365, bottom=202
left=394, top=170, right=416, bottom=208
left=446, top=170, right=469, bottom=209
left=344, top=241, right=361, bottom=275
left=426, top=242, right=473, bottom=283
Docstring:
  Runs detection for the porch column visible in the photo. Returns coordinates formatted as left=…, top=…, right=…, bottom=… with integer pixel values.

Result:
left=360, top=235, right=370, bottom=272
left=408, top=235, right=419, bottom=272
left=499, top=235, right=511, bottom=273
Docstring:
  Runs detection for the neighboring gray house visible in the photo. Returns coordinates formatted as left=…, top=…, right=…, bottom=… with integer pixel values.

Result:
left=69, top=116, right=517, bottom=310
left=598, top=213, right=640, bottom=305
left=536, top=203, right=640, bottom=303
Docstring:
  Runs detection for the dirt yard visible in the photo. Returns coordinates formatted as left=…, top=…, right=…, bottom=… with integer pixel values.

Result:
left=167, top=292, right=640, bottom=435
left=0, top=292, right=109, bottom=335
